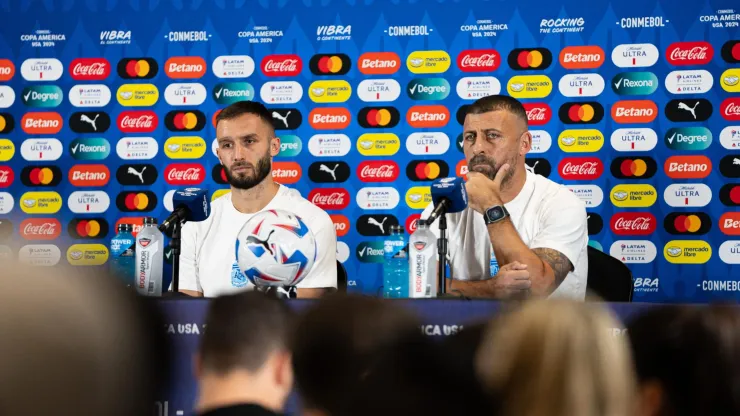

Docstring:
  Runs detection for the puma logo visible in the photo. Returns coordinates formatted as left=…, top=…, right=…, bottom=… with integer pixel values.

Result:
left=80, top=113, right=100, bottom=131
left=272, top=111, right=291, bottom=128
left=525, top=160, right=539, bottom=174
left=319, top=163, right=339, bottom=181
left=367, top=216, right=388, bottom=234
left=677, top=101, right=700, bottom=120
left=127, top=166, right=146, bottom=184
left=246, top=230, right=275, bottom=256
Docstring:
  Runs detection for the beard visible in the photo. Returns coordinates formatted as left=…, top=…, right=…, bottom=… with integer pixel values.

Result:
left=223, top=151, right=272, bottom=190
left=468, top=153, right=516, bottom=187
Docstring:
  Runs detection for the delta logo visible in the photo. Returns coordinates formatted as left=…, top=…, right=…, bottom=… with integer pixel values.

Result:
left=664, top=127, right=712, bottom=151
left=664, top=183, right=712, bottom=208
left=457, top=49, right=500, bottom=72
left=308, top=80, right=352, bottom=103
left=664, top=155, right=712, bottom=179
left=611, top=100, right=658, bottom=123
left=0, top=113, right=14, bottom=134
left=69, top=58, right=110, bottom=81
left=610, top=157, right=657, bottom=179
left=20, top=218, right=61, bottom=240
left=116, top=84, right=159, bottom=107
left=719, top=155, right=740, bottom=178
left=406, top=105, right=449, bottom=128
left=0, top=59, right=15, bottom=81
left=164, top=163, right=205, bottom=185
left=721, top=40, right=740, bottom=64
left=356, top=133, right=401, bottom=156
left=0, top=166, right=13, bottom=188
left=358, top=52, right=401, bottom=75
left=523, top=103, right=552, bottom=126
left=118, top=110, right=158, bottom=133
left=612, top=72, right=659, bottom=95
left=720, top=212, right=740, bottom=236
left=664, top=240, right=712, bottom=264
left=406, top=186, right=432, bottom=210
left=261, top=54, right=302, bottom=77
left=213, top=55, right=256, bottom=78
left=116, top=137, right=157, bottom=160
left=456, top=76, right=502, bottom=100
left=164, top=56, right=206, bottom=79
left=720, top=68, right=740, bottom=93
left=664, top=212, right=711, bottom=235
left=558, top=102, right=604, bottom=124
left=309, top=54, right=351, bottom=75
left=271, top=161, right=302, bottom=185
left=720, top=184, right=740, bottom=207
left=20, top=165, right=63, bottom=187
left=22, top=85, right=63, bottom=108
left=164, top=137, right=207, bottom=159
left=19, top=191, right=63, bottom=214
left=558, top=129, right=604, bottom=152
left=66, top=244, right=109, bottom=266
left=610, top=213, right=657, bottom=236
left=117, top=58, right=158, bottom=79
left=406, top=160, right=449, bottom=181
left=721, top=98, right=740, bottom=121
left=611, top=43, right=660, bottom=68
left=507, top=75, right=553, bottom=98
left=0, top=139, right=14, bottom=162
left=116, top=191, right=158, bottom=212
left=357, top=161, right=400, bottom=183
left=558, top=74, right=605, bottom=97
left=357, top=107, right=400, bottom=128
left=666, top=41, right=713, bottom=66
left=559, top=46, right=605, bottom=69
left=610, top=184, right=658, bottom=208
left=664, top=70, right=714, bottom=94
left=68, top=164, right=110, bottom=187
left=21, top=112, right=62, bottom=134
left=558, top=157, right=603, bottom=180
left=508, top=48, right=553, bottom=70
left=309, top=107, right=351, bottom=130
left=406, top=50, right=451, bottom=74
left=164, top=110, right=205, bottom=132
left=331, top=214, right=350, bottom=237
left=68, top=218, right=110, bottom=240
left=260, top=81, right=303, bottom=104
left=67, top=191, right=111, bottom=214
left=115, top=217, right=145, bottom=237
left=407, top=78, right=450, bottom=100
left=719, top=126, right=740, bottom=150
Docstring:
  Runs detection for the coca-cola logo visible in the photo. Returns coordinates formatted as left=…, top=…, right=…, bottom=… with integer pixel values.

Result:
left=308, top=188, right=350, bottom=210
left=666, top=42, right=714, bottom=66
left=164, top=164, right=205, bottom=185
left=558, top=158, right=603, bottom=180
left=0, top=167, right=13, bottom=187
left=20, top=218, right=62, bottom=240
left=610, top=213, right=657, bottom=236
left=261, top=54, right=302, bottom=77
left=457, top=49, right=500, bottom=72
left=522, top=103, right=552, bottom=126
left=721, top=98, right=740, bottom=121
left=69, top=58, right=111, bottom=80
left=357, top=161, right=400, bottom=182
left=118, top=111, right=158, bottom=133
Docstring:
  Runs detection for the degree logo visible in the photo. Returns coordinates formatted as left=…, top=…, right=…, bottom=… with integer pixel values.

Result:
left=663, top=183, right=712, bottom=207
left=407, top=78, right=450, bottom=100
left=68, top=164, right=110, bottom=187
left=558, top=102, right=604, bottom=124
left=21, top=112, right=62, bottom=134
left=22, top=85, right=63, bottom=108
left=20, top=165, right=63, bottom=187
left=508, top=48, right=553, bottom=70
left=358, top=52, right=401, bottom=75
left=116, top=84, right=159, bottom=107
left=356, top=133, right=401, bottom=156
left=664, top=240, right=712, bottom=264
left=67, top=244, right=109, bottom=266
left=664, top=155, right=712, bottom=179
left=406, top=160, right=449, bottom=181
left=664, top=127, right=712, bottom=151
left=721, top=40, right=740, bottom=63
left=559, top=46, right=605, bottom=69
left=277, top=135, right=302, bottom=157
left=664, top=212, right=711, bottom=235
left=611, top=100, right=658, bottom=123
left=405, top=186, right=432, bottom=209
left=357, top=107, right=400, bottom=128
left=116, top=191, right=158, bottom=212
left=308, top=80, right=352, bottom=103
left=610, top=157, right=657, bottom=179
left=165, top=110, right=206, bottom=132
left=0, top=113, right=15, bottom=134
left=406, top=50, right=451, bottom=74
left=507, top=75, right=553, bottom=98
left=720, top=68, right=740, bottom=93
left=610, top=184, right=658, bottom=208
left=20, top=191, right=63, bottom=214
left=117, top=58, right=158, bottom=79
left=164, top=136, right=207, bottom=159
left=309, top=107, right=351, bottom=129
left=68, top=218, right=110, bottom=239
left=309, top=54, right=351, bottom=75
left=557, top=129, right=605, bottom=152
left=165, top=56, right=206, bottom=79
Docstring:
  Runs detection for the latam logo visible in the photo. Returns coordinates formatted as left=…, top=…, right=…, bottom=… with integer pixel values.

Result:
left=0, top=59, right=15, bottom=81
left=507, top=75, right=553, bottom=98
left=558, top=157, right=603, bottom=180
left=406, top=105, right=449, bottom=128
left=164, top=56, right=206, bottom=79
left=721, top=40, right=740, bottom=64
left=21, top=138, right=63, bottom=161
left=68, top=218, right=110, bottom=239
left=308, top=80, right=352, bottom=103
left=358, top=52, right=401, bottom=75
left=566, top=185, right=604, bottom=207
left=456, top=76, right=501, bottom=100
left=721, top=98, right=740, bottom=121
left=70, top=111, right=111, bottom=133
left=610, top=157, right=657, bottom=179
left=666, top=42, right=713, bottom=66
left=68, top=164, right=110, bottom=187
left=212, top=55, right=255, bottom=78
left=164, top=83, right=207, bottom=106
left=610, top=184, right=658, bottom=208
left=331, top=214, right=351, bottom=237
left=69, top=58, right=110, bottom=81
left=406, top=50, right=451, bottom=74
left=356, top=133, right=401, bottom=156
left=356, top=79, right=401, bottom=102
left=664, top=184, right=712, bottom=207
left=0, top=192, right=14, bottom=214
left=357, top=161, right=400, bottom=182
left=719, top=155, right=740, bottom=178
left=457, top=49, right=500, bottom=72
left=0, top=166, right=13, bottom=188
left=116, top=83, right=159, bottom=107
left=20, top=165, right=62, bottom=187
left=356, top=214, right=399, bottom=237
left=664, top=127, right=712, bottom=151
left=357, top=107, right=400, bottom=128
left=308, top=161, right=351, bottom=183
left=721, top=68, right=740, bottom=93
left=611, top=100, right=658, bottom=123
left=271, top=161, right=302, bottom=185
left=69, top=84, right=112, bottom=108
left=664, top=155, right=712, bottom=179
left=18, top=244, right=62, bottom=267
left=559, top=46, right=605, bottom=69
left=164, top=163, right=205, bottom=185
left=720, top=212, right=740, bottom=236
left=356, top=187, right=401, bottom=210
left=118, top=111, right=158, bottom=133
left=406, top=160, right=449, bottom=181
left=611, top=43, right=660, bottom=68
left=610, top=213, right=657, bottom=236
left=117, top=58, right=158, bottom=79
left=20, top=218, right=61, bottom=240
left=523, top=103, right=552, bottom=126
left=0, top=113, right=14, bottom=134
left=664, top=70, right=714, bottom=94
left=406, top=132, right=450, bottom=155
left=19, top=191, right=63, bottom=214
left=609, top=240, right=657, bottom=264
left=309, top=107, right=351, bottom=129
left=260, top=81, right=303, bottom=104
left=309, top=188, right=350, bottom=210
left=0, top=86, right=15, bottom=108
left=507, top=48, right=553, bottom=70
left=308, top=134, right=351, bottom=157
left=664, top=212, right=712, bottom=235
left=610, top=128, right=658, bottom=151
left=116, top=137, right=158, bottom=160
left=21, top=112, right=62, bottom=134
left=67, top=191, right=111, bottom=214
left=21, top=58, right=64, bottom=81
left=664, top=99, right=712, bottom=122
left=309, top=54, right=351, bottom=75
left=558, top=102, right=603, bottom=124
left=558, top=74, right=605, bottom=97
left=261, top=54, right=302, bottom=77
left=664, top=240, right=712, bottom=265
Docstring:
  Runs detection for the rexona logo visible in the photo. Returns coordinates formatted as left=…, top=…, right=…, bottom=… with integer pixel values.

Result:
left=309, top=54, right=351, bottom=75
left=610, top=156, right=658, bottom=179
left=664, top=240, right=712, bottom=264
left=406, top=50, right=451, bottom=74
left=357, top=133, right=401, bottom=156
left=406, top=186, right=432, bottom=209
left=261, top=54, right=302, bottom=77
left=277, top=135, right=302, bottom=157
left=664, top=99, right=712, bottom=122
left=720, top=184, right=740, bottom=207
left=526, top=158, right=552, bottom=177
left=406, top=105, right=449, bottom=128
left=357, top=214, right=400, bottom=237
left=308, top=80, right=352, bottom=103
left=666, top=41, right=713, bottom=66
left=358, top=52, right=401, bottom=75
left=523, top=103, right=552, bottom=126
left=331, top=214, right=351, bottom=237
left=612, top=72, right=659, bottom=95
left=0, top=139, right=15, bottom=161
left=457, top=49, right=500, bottom=72
left=66, top=244, right=109, bottom=266
left=21, top=138, right=63, bottom=162
left=308, top=161, right=351, bottom=183
left=456, top=76, right=501, bottom=100
left=68, top=218, right=110, bottom=239
left=664, top=70, right=714, bottom=94
left=664, top=155, right=712, bottom=179
left=721, top=40, right=740, bottom=63
left=611, top=213, right=656, bottom=236
left=508, top=48, right=553, bottom=70
left=164, top=137, right=207, bottom=159
left=664, top=127, right=712, bottom=150
left=164, top=163, right=205, bottom=185
left=212, top=82, right=254, bottom=105
left=0, top=59, right=15, bottom=81
left=406, top=132, right=450, bottom=155
left=260, top=81, right=303, bottom=104
left=720, top=68, right=740, bottom=93
left=213, top=55, right=256, bottom=78
left=115, top=137, right=157, bottom=160
left=309, top=188, right=350, bottom=210
left=22, top=85, right=63, bottom=108
left=357, top=107, right=400, bottom=128
left=117, top=164, right=158, bottom=186
left=407, top=78, right=450, bottom=100
left=116, top=191, right=157, bottom=212
left=664, top=184, right=712, bottom=207
left=20, top=58, right=63, bottom=81
left=720, top=212, right=740, bottom=236
left=20, top=191, right=63, bottom=214
left=664, top=212, right=712, bottom=235
left=558, top=74, right=605, bottom=97
left=558, top=157, right=603, bottom=180
left=356, top=241, right=386, bottom=263
left=69, top=58, right=110, bottom=81
left=20, top=165, right=63, bottom=187
left=70, top=111, right=111, bottom=133
left=20, top=218, right=61, bottom=240
left=116, top=84, right=159, bottom=107
left=558, top=102, right=603, bottom=124
left=611, top=128, right=658, bottom=151
left=609, top=240, right=657, bottom=264
left=165, top=83, right=207, bottom=106
left=611, top=43, right=660, bottom=68
left=721, top=98, right=740, bottom=121
left=309, top=107, right=351, bottom=130
left=719, top=155, right=740, bottom=178
left=117, top=58, right=158, bottom=79
left=308, top=134, right=351, bottom=157
left=69, top=84, right=111, bottom=107
left=357, top=79, right=402, bottom=102
left=558, top=129, right=604, bottom=152
left=270, top=108, right=302, bottom=130
left=0, top=166, right=13, bottom=187
left=566, top=185, right=604, bottom=207
left=357, top=161, right=400, bottom=183
left=164, top=110, right=203, bottom=132
left=611, top=100, right=658, bottom=123
left=559, top=46, right=605, bottom=69
left=271, top=161, right=302, bottom=185
left=610, top=184, right=658, bottom=208
left=507, top=75, right=553, bottom=98
left=407, top=160, right=449, bottom=181
left=68, top=164, right=110, bottom=187
left=67, top=191, right=111, bottom=214
left=165, top=56, right=206, bottom=79
left=21, top=112, right=62, bottom=134
left=0, top=113, right=14, bottom=134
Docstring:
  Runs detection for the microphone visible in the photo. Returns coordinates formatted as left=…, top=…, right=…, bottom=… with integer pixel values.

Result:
left=426, top=177, right=468, bottom=224
left=159, top=188, right=211, bottom=233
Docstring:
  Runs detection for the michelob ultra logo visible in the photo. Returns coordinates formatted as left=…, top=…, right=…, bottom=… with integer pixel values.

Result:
left=406, top=50, right=451, bottom=74
left=663, top=184, right=712, bottom=208
left=405, top=186, right=432, bottom=209
left=20, top=191, right=63, bottom=214
left=67, top=244, right=109, bottom=266
left=720, top=68, right=740, bottom=93
left=116, top=84, right=159, bottom=106
left=558, top=129, right=604, bottom=152
left=507, top=75, right=553, bottom=98
left=664, top=127, right=712, bottom=151
left=610, top=184, right=657, bottom=208
left=0, top=139, right=15, bottom=161
left=612, top=72, right=659, bottom=95
left=22, top=85, right=63, bottom=108
left=407, top=78, right=450, bottom=100
left=308, top=80, right=352, bottom=103
left=610, top=128, right=658, bottom=152
left=664, top=240, right=712, bottom=264
left=164, top=137, right=206, bottom=159
left=356, top=133, right=401, bottom=156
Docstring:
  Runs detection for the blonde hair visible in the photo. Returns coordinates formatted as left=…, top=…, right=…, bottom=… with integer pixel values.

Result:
left=476, top=299, right=636, bottom=416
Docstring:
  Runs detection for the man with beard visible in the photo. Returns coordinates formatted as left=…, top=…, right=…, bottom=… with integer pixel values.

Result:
left=422, top=95, right=588, bottom=299
left=178, top=101, right=336, bottom=298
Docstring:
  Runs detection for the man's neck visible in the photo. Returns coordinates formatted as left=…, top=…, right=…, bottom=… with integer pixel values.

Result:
left=499, top=167, right=527, bottom=204
left=231, top=179, right=280, bottom=214
left=196, top=373, right=284, bottom=414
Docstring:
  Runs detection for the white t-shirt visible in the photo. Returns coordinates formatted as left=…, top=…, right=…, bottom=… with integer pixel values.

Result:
left=178, top=185, right=337, bottom=297
left=422, top=170, right=588, bottom=299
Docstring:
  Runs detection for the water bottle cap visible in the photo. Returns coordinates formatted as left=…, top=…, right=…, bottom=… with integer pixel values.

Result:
left=390, top=225, right=404, bottom=234
left=117, top=223, right=132, bottom=232
left=143, top=217, right=158, bottom=225
left=417, top=219, right=428, bottom=227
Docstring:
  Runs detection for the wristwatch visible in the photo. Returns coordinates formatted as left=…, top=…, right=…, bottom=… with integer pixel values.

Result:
left=484, top=205, right=509, bottom=225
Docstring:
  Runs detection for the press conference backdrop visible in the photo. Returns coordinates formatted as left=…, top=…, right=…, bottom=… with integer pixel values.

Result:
left=0, top=0, right=739, bottom=302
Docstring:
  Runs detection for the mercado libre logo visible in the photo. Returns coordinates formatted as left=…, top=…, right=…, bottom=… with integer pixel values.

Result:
left=406, top=50, right=451, bottom=74
left=664, top=240, right=712, bottom=264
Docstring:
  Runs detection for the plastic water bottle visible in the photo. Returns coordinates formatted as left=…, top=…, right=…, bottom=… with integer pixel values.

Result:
left=135, top=217, right=164, bottom=296
left=409, top=219, right=437, bottom=298
left=110, top=223, right=135, bottom=288
left=383, top=225, right=408, bottom=298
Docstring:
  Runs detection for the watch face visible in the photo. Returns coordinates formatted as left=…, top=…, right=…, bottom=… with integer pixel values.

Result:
left=487, top=206, right=504, bottom=221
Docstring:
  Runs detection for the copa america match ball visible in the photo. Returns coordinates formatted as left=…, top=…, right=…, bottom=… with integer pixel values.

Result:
left=235, top=209, right=317, bottom=287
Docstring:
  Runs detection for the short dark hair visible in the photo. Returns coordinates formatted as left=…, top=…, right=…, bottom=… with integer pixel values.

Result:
left=199, top=291, right=292, bottom=374
left=465, top=95, right=528, bottom=126
left=215, top=100, right=276, bottom=132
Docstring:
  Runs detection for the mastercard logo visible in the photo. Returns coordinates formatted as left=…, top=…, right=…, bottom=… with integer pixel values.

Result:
left=0, top=113, right=14, bottom=134
left=664, top=212, right=711, bottom=235
left=309, top=54, right=351, bottom=75
left=558, top=102, right=604, bottom=124
left=508, top=48, right=553, bottom=70
left=610, top=157, right=657, bottom=179
left=720, top=184, right=740, bottom=206
left=116, top=191, right=157, bottom=212
left=20, top=165, right=62, bottom=187
left=406, top=160, right=450, bottom=181
left=357, top=107, right=400, bottom=128
left=27, top=167, right=55, bottom=185
left=68, top=218, right=110, bottom=239
left=117, top=58, right=158, bottom=79
left=165, top=109, right=206, bottom=132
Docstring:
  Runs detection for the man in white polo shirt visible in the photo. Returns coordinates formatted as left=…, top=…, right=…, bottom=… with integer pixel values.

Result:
left=422, top=95, right=588, bottom=299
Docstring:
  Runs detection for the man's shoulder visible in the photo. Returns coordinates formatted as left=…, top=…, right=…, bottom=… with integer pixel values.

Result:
left=275, top=187, right=333, bottom=229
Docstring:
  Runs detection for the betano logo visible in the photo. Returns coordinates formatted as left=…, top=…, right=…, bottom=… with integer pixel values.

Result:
left=720, top=68, right=740, bottom=93
left=406, top=50, right=451, bottom=74
left=272, top=161, right=302, bottom=185
left=20, top=191, right=62, bottom=214
left=559, top=46, right=605, bottom=69
left=309, top=107, right=351, bottom=129
left=114, top=217, right=145, bottom=237
left=356, top=133, right=401, bottom=156
left=0, top=139, right=15, bottom=161
left=117, top=84, right=159, bottom=107
left=308, top=80, right=352, bottom=103
left=164, top=137, right=206, bottom=159
left=405, top=186, right=432, bottom=209
left=610, top=184, right=658, bottom=208
left=0, top=59, right=15, bottom=81
left=720, top=212, right=740, bottom=236
left=558, top=129, right=604, bottom=152
left=21, top=112, right=62, bottom=134
left=406, top=105, right=449, bottom=128
left=67, top=244, right=109, bottom=266
left=664, top=155, right=712, bottom=179
left=507, top=75, right=552, bottom=98
left=611, top=100, right=658, bottom=123
left=164, top=56, right=206, bottom=79
left=68, top=164, right=110, bottom=187
left=358, top=52, right=401, bottom=75
left=664, top=240, right=711, bottom=264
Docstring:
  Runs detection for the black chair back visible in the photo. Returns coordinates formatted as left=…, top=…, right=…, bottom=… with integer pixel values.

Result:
left=586, top=246, right=634, bottom=302
left=336, top=260, right=348, bottom=293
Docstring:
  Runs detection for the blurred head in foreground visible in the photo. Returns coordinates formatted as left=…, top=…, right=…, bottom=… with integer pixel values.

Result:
left=476, top=299, right=636, bottom=416
left=0, top=262, right=169, bottom=416
left=195, top=291, right=293, bottom=415
left=627, top=305, right=740, bottom=416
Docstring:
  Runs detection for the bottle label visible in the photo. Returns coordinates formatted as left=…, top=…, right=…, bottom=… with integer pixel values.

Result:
left=384, top=240, right=407, bottom=260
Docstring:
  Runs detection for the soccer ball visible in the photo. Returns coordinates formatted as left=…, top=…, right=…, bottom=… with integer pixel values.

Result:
left=235, top=209, right=317, bottom=287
